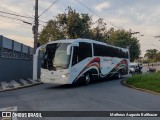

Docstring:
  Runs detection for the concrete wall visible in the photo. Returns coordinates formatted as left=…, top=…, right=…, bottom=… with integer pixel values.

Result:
left=0, top=35, right=41, bottom=82
left=0, top=58, right=33, bottom=82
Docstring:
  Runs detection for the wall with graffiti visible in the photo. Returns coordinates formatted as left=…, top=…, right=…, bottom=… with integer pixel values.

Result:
left=0, top=35, right=40, bottom=82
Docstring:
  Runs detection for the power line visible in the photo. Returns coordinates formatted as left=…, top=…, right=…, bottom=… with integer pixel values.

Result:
left=74, top=0, right=120, bottom=29
left=0, top=18, right=27, bottom=26
left=39, top=0, right=59, bottom=17
left=39, top=19, right=47, bottom=23
left=75, top=0, right=97, bottom=16
left=0, top=14, right=32, bottom=25
left=1, top=6, right=33, bottom=19
left=0, top=10, right=34, bottom=19
left=62, top=0, right=160, bottom=38
left=0, top=10, right=47, bottom=24
left=74, top=0, right=156, bottom=36
left=68, top=0, right=158, bottom=38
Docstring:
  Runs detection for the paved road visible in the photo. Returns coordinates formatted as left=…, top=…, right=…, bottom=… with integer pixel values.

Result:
left=0, top=78, right=160, bottom=120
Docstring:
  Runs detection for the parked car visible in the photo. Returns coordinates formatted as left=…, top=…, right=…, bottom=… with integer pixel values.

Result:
left=129, top=63, right=142, bottom=75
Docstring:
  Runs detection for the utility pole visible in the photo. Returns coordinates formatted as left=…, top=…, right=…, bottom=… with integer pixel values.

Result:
left=33, top=0, right=39, bottom=80
left=128, top=29, right=140, bottom=48
left=33, top=0, right=39, bottom=53
left=127, top=29, right=132, bottom=50
left=127, top=29, right=140, bottom=61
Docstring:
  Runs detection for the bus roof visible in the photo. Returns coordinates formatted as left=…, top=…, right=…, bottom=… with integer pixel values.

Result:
left=48, top=38, right=107, bottom=45
left=47, top=38, right=128, bottom=51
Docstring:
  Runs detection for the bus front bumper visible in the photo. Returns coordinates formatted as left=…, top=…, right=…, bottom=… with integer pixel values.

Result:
left=40, top=74, right=71, bottom=85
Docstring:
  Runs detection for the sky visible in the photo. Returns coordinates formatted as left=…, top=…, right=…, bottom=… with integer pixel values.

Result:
left=0, top=0, right=160, bottom=57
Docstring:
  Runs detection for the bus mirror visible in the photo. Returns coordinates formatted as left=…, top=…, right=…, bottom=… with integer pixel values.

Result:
left=67, top=43, right=79, bottom=55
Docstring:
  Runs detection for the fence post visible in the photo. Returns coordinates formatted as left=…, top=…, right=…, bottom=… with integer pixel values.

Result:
left=0, top=35, right=3, bottom=57
left=28, top=46, right=30, bottom=55
left=21, top=44, right=23, bottom=59
left=12, top=40, right=15, bottom=58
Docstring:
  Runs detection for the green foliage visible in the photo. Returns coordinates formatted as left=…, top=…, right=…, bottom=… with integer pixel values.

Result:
left=108, top=29, right=141, bottom=61
left=38, top=7, right=141, bottom=61
left=154, top=52, right=160, bottom=62
left=126, top=73, right=160, bottom=93
left=39, top=20, right=65, bottom=45
left=142, top=59, right=152, bottom=64
left=144, top=49, right=160, bottom=62
left=38, top=7, right=111, bottom=44
left=91, top=18, right=109, bottom=42
left=39, top=7, right=93, bottom=44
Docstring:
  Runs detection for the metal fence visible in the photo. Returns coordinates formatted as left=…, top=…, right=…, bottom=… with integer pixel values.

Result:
left=0, top=35, right=34, bottom=59
left=0, top=35, right=36, bottom=82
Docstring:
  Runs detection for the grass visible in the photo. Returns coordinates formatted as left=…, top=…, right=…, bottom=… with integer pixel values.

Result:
left=126, top=72, right=160, bottom=93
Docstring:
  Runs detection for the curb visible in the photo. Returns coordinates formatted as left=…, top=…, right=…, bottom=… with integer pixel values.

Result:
left=0, top=78, right=43, bottom=92
left=122, top=79, right=160, bottom=96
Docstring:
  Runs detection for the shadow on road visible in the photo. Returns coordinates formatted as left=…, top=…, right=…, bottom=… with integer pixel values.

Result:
left=45, top=77, right=123, bottom=90
left=46, top=84, right=75, bottom=89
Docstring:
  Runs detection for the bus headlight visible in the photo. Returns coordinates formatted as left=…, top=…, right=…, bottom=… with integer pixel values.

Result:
left=41, top=74, right=45, bottom=77
left=61, top=73, right=70, bottom=78
left=61, top=75, right=66, bottom=78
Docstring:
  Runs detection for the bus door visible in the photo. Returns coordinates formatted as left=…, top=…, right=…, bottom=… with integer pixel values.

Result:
left=100, top=57, right=112, bottom=76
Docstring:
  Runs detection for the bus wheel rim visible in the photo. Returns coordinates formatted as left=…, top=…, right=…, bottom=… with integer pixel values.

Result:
left=86, top=74, right=90, bottom=84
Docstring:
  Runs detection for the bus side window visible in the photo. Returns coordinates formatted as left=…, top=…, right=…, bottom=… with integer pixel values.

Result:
left=78, top=42, right=92, bottom=61
left=72, top=43, right=92, bottom=66
left=72, top=46, right=79, bottom=66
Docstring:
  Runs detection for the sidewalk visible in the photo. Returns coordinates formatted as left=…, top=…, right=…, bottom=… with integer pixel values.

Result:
left=0, top=78, right=42, bottom=92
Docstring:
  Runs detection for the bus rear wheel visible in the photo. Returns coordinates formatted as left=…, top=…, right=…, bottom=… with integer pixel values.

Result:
left=116, top=71, right=121, bottom=79
left=84, top=73, right=91, bottom=85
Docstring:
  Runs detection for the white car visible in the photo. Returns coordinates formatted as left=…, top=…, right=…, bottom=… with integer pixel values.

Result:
left=129, top=63, right=139, bottom=74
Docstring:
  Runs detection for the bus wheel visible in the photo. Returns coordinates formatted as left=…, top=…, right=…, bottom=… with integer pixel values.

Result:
left=84, top=73, right=91, bottom=85
left=117, top=71, right=121, bottom=79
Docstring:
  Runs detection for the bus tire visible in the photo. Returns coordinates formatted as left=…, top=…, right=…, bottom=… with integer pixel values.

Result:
left=84, top=73, right=91, bottom=85
left=116, top=71, right=121, bottom=79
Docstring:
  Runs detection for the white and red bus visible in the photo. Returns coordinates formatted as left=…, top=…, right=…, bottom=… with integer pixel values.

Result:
left=40, top=39, right=129, bottom=85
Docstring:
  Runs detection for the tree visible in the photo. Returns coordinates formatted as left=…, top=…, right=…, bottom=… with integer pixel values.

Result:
left=39, top=7, right=93, bottom=44
left=91, top=18, right=109, bottom=42
left=154, top=52, right=160, bottom=62
left=39, top=20, right=65, bottom=45
left=144, top=49, right=158, bottom=60
left=144, top=49, right=160, bottom=62
left=107, top=29, right=141, bottom=61
left=38, top=7, right=141, bottom=61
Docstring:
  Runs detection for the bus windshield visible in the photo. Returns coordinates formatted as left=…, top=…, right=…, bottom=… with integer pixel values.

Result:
left=41, top=43, right=71, bottom=70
